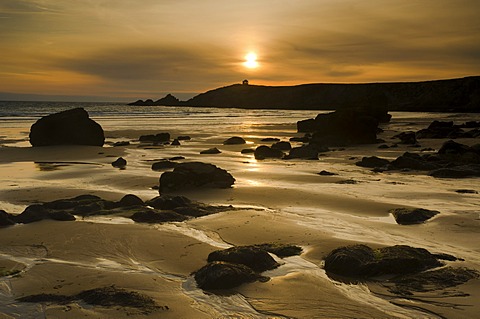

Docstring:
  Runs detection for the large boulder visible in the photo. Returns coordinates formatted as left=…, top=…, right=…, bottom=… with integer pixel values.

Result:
left=29, top=108, right=104, bottom=147
left=159, top=162, right=235, bottom=192
left=302, top=108, right=385, bottom=147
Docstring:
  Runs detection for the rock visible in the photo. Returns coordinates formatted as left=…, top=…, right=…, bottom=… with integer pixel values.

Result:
left=388, top=267, right=479, bottom=295
left=177, top=136, right=191, bottom=141
left=193, top=261, right=262, bottom=290
left=48, top=211, right=76, bottom=221
left=261, top=137, right=280, bottom=142
left=241, top=148, right=255, bottom=154
left=271, top=141, right=292, bottom=151
left=393, top=131, right=417, bottom=145
left=223, top=136, right=246, bottom=145
left=289, top=135, right=310, bottom=143
left=254, top=146, right=284, bottom=160
left=146, top=195, right=231, bottom=217
left=130, top=209, right=188, bottom=223
left=318, top=170, right=337, bottom=176
left=113, top=141, right=130, bottom=147
left=438, top=140, right=475, bottom=155
left=139, top=133, right=170, bottom=143
left=159, top=162, right=235, bottom=192
left=252, top=243, right=303, bottom=258
left=20, top=286, right=162, bottom=312
left=13, top=205, right=50, bottom=224
left=29, top=108, right=104, bottom=147
left=455, top=189, right=478, bottom=194
left=0, top=210, right=16, bottom=226
left=355, top=156, right=390, bottom=168
left=390, top=152, right=439, bottom=171
left=389, top=208, right=439, bottom=224
left=301, top=108, right=387, bottom=146
left=200, top=147, right=221, bottom=154
left=324, top=244, right=443, bottom=277
left=207, top=246, right=280, bottom=272
left=118, top=194, right=144, bottom=207
left=112, top=157, right=127, bottom=168
left=297, top=118, right=316, bottom=133
left=378, top=144, right=390, bottom=149
left=429, top=164, right=480, bottom=178
left=284, top=145, right=319, bottom=160
left=152, top=160, right=178, bottom=171
left=171, top=139, right=181, bottom=146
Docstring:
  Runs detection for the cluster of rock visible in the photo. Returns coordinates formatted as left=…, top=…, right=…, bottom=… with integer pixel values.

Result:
left=18, top=286, right=166, bottom=313
left=29, top=108, right=104, bottom=147
left=357, top=140, right=480, bottom=178
left=129, top=94, right=182, bottom=106
left=193, top=244, right=302, bottom=290
left=416, top=120, right=480, bottom=139
left=324, top=244, right=478, bottom=295
left=0, top=194, right=233, bottom=226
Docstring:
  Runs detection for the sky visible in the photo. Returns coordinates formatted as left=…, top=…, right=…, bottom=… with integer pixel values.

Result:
left=1, top=0, right=479, bottom=101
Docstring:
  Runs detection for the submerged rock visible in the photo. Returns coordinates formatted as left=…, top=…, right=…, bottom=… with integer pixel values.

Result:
left=159, top=162, right=235, bottom=192
left=111, top=157, right=127, bottom=168
left=29, top=108, right=104, bottom=147
left=200, top=147, right=221, bottom=154
left=389, top=208, right=439, bottom=225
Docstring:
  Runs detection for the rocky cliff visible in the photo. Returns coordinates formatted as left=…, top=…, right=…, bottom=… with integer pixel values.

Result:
left=130, top=76, right=480, bottom=112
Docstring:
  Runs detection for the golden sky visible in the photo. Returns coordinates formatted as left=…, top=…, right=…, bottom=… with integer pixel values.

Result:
left=1, top=0, right=479, bottom=101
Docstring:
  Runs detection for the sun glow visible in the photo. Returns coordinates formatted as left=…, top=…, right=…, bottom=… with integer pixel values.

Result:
left=244, top=52, right=258, bottom=69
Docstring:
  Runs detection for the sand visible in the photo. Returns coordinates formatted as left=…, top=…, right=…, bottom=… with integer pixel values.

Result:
left=0, top=110, right=479, bottom=318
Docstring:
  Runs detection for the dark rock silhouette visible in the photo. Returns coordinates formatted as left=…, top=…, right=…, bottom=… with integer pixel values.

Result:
left=223, top=136, right=246, bottom=145
left=254, top=145, right=284, bottom=160
left=159, top=162, right=235, bottom=192
left=0, top=210, right=16, bottom=226
left=130, top=77, right=480, bottom=112
left=151, top=160, right=178, bottom=171
left=200, top=147, right=221, bottom=154
left=193, top=261, right=262, bottom=290
left=29, top=108, right=104, bottom=147
left=356, top=156, right=390, bottom=168
left=112, top=157, right=127, bottom=168
left=271, top=141, right=292, bottom=151
left=389, top=208, right=439, bottom=224
left=207, top=246, right=280, bottom=272
left=324, top=244, right=443, bottom=277
left=139, top=133, right=170, bottom=144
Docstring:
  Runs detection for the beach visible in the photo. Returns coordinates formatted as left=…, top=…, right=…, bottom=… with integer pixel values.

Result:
left=0, top=104, right=479, bottom=318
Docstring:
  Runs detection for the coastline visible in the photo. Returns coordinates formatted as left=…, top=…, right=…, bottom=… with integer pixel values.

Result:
left=0, top=107, right=479, bottom=318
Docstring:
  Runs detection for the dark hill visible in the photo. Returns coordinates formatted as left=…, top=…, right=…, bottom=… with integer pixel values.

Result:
left=130, top=76, right=480, bottom=112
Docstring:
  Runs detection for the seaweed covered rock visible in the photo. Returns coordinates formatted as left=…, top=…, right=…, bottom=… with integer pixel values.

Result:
left=389, top=207, right=439, bottom=224
left=159, top=162, right=235, bottom=192
left=324, top=244, right=443, bottom=277
left=208, top=246, right=280, bottom=272
left=29, top=108, right=104, bottom=147
left=194, top=261, right=262, bottom=290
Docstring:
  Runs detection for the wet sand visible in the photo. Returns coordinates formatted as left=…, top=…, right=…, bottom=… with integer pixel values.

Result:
left=0, top=111, right=479, bottom=318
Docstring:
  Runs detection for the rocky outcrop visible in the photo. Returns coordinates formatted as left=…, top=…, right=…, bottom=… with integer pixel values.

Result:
left=1, top=194, right=233, bottom=227
left=194, top=244, right=302, bottom=290
left=159, top=162, right=235, bottom=192
left=29, top=108, right=104, bottom=147
left=129, top=94, right=182, bottom=106
left=416, top=120, right=480, bottom=139
left=130, top=77, right=480, bottom=112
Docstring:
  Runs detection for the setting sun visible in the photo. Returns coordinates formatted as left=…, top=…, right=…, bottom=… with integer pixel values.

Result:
left=244, top=52, right=258, bottom=69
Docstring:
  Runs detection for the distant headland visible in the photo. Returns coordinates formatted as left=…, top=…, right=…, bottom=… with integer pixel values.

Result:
left=129, top=76, right=480, bottom=112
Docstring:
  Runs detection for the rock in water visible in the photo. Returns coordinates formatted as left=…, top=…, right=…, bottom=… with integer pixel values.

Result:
left=159, top=162, right=235, bottom=192
left=194, top=261, right=261, bottom=290
left=29, top=108, right=104, bottom=146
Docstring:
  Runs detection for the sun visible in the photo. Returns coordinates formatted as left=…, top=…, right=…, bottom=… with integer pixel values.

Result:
left=244, top=52, right=258, bottom=69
